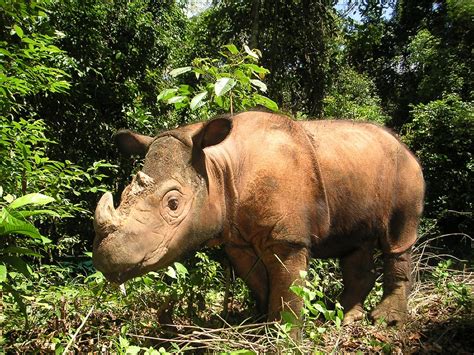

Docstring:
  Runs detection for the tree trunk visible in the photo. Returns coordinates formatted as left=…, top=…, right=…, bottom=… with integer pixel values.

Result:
left=249, top=0, right=261, bottom=48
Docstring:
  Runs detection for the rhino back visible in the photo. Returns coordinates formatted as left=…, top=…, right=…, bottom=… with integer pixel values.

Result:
left=300, top=120, right=424, bottom=256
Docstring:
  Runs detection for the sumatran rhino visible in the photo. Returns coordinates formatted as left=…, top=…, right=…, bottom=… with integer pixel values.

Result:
left=93, top=111, right=424, bottom=325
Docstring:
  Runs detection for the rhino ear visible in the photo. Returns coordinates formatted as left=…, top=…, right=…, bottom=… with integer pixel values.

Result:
left=199, top=117, right=232, bottom=149
left=113, top=129, right=154, bottom=157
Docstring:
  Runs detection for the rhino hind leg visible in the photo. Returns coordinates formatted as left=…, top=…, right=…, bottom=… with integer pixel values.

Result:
left=370, top=249, right=412, bottom=325
left=340, top=245, right=376, bottom=325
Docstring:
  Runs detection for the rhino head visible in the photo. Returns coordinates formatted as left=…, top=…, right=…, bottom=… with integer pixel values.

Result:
left=92, top=118, right=232, bottom=284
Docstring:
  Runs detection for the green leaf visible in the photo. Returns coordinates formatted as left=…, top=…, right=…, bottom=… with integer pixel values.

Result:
left=214, top=77, right=236, bottom=97
left=1, top=255, right=32, bottom=277
left=289, top=285, right=304, bottom=297
left=126, top=345, right=142, bottom=354
left=0, top=208, right=43, bottom=240
left=174, top=262, right=188, bottom=277
left=0, top=48, right=12, bottom=56
left=165, top=266, right=176, bottom=279
left=244, top=44, right=259, bottom=59
left=243, top=64, right=269, bottom=74
left=234, top=69, right=251, bottom=85
left=9, top=193, right=55, bottom=209
left=157, top=88, right=178, bottom=101
left=254, top=94, right=279, bottom=111
left=0, top=264, right=6, bottom=283
left=167, top=96, right=187, bottom=104
left=178, top=84, right=192, bottom=95
left=250, top=79, right=267, bottom=92
left=119, top=336, right=129, bottom=348
left=169, top=66, right=192, bottom=77
left=214, top=95, right=224, bottom=108
left=190, top=91, right=208, bottom=110
left=280, top=310, right=298, bottom=325
left=222, top=44, right=239, bottom=55
left=229, top=350, right=256, bottom=355
left=314, top=302, right=326, bottom=314
left=13, top=25, right=24, bottom=38
left=17, top=209, right=60, bottom=218
left=40, top=231, right=54, bottom=244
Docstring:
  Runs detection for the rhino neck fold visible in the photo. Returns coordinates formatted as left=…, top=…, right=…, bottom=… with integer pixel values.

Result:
left=204, top=146, right=239, bottom=242
left=301, top=128, right=331, bottom=239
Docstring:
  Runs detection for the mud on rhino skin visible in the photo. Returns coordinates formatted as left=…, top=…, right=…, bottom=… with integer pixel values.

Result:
left=93, top=111, right=424, bottom=325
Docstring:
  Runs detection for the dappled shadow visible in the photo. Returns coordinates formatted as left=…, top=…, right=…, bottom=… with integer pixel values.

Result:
left=408, top=315, right=474, bottom=354
left=312, top=302, right=474, bottom=354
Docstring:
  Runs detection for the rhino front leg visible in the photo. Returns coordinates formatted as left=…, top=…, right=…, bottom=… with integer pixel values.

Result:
left=370, top=248, right=412, bottom=325
left=225, top=245, right=269, bottom=315
left=262, top=245, right=309, bottom=322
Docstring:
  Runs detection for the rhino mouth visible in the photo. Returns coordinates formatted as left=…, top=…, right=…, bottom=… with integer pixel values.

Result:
left=103, top=267, right=143, bottom=285
left=103, top=271, right=133, bottom=285
left=101, top=260, right=149, bottom=284
left=99, top=243, right=171, bottom=284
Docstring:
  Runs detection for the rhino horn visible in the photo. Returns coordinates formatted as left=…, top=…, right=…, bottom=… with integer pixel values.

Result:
left=94, top=192, right=121, bottom=237
left=136, top=171, right=154, bottom=187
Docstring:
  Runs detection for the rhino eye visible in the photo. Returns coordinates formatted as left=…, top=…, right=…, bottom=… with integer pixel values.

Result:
left=168, top=198, right=179, bottom=211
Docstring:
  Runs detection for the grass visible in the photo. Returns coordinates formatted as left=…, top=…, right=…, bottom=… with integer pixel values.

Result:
left=1, top=234, right=473, bottom=354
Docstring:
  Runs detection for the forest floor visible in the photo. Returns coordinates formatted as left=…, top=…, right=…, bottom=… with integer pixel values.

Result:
left=322, top=279, right=474, bottom=354
left=2, top=238, right=473, bottom=354
left=109, top=273, right=474, bottom=354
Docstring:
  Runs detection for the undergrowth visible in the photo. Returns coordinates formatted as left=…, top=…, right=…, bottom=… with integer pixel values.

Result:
left=1, top=234, right=472, bottom=354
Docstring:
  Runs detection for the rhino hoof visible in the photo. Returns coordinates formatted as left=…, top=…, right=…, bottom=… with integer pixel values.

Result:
left=370, top=300, right=407, bottom=326
left=343, top=308, right=365, bottom=325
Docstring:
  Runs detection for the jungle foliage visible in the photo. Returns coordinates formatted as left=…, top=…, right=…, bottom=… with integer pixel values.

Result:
left=1, top=0, right=472, bottom=352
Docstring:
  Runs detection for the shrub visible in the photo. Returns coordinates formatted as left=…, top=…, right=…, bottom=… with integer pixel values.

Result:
left=322, top=67, right=389, bottom=124
left=402, top=94, right=473, bottom=234
left=157, top=44, right=278, bottom=122
left=0, top=0, right=116, bottom=321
